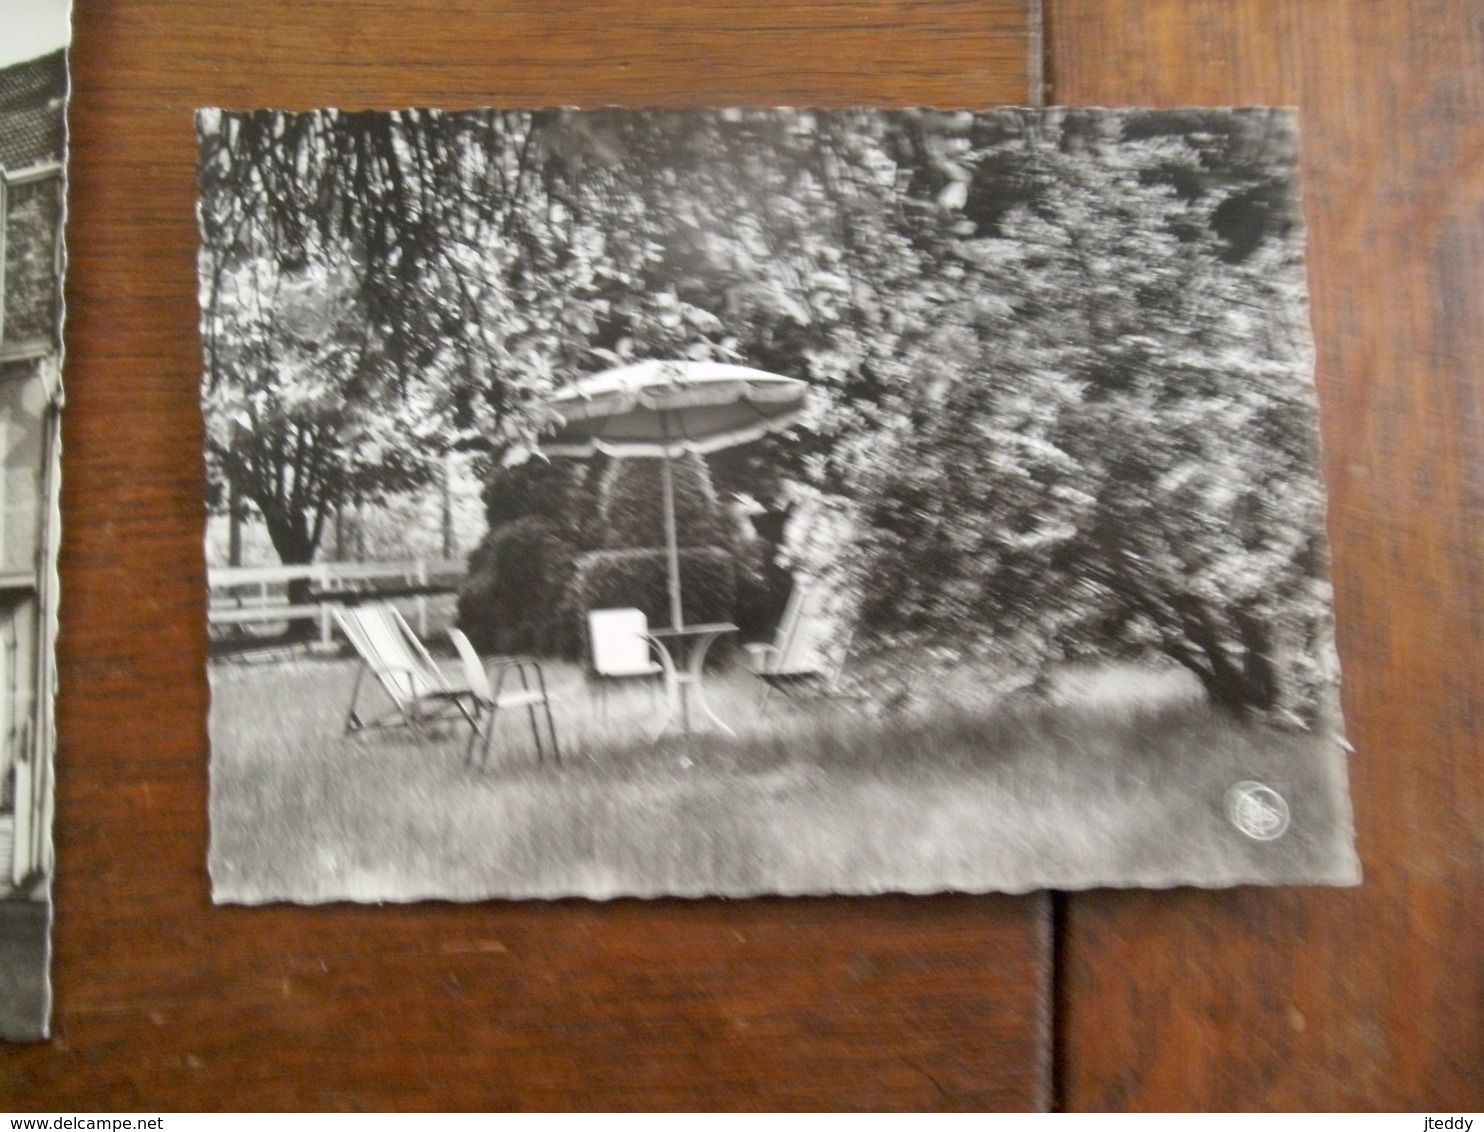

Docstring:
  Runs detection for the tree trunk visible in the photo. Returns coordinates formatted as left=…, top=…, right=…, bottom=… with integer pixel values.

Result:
left=227, top=478, right=242, bottom=568
left=1163, top=599, right=1280, bottom=718
left=261, top=509, right=320, bottom=643
left=441, top=453, right=454, bottom=561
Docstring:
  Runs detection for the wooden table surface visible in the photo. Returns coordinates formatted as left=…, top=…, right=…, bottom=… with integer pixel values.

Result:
left=1, top=0, right=1479, bottom=1111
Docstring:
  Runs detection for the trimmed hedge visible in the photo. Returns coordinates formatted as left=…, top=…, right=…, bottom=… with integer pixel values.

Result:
left=457, top=516, right=579, bottom=657
left=568, top=547, right=737, bottom=633
left=482, top=459, right=588, bottom=529
left=595, top=453, right=732, bottom=550
left=460, top=452, right=784, bottom=658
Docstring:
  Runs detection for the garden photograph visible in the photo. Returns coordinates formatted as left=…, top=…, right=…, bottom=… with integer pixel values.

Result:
left=197, top=106, right=1359, bottom=902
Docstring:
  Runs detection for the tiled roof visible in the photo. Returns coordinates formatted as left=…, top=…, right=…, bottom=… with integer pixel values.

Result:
left=0, top=51, right=66, bottom=171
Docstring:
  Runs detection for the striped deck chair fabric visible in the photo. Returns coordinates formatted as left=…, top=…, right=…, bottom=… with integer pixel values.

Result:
left=334, top=604, right=475, bottom=738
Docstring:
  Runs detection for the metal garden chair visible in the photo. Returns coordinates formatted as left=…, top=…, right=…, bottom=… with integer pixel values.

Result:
left=447, top=628, right=560, bottom=768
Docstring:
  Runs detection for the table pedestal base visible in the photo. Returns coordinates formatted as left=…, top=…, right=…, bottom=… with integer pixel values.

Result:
left=643, top=624, right=738, bottom=741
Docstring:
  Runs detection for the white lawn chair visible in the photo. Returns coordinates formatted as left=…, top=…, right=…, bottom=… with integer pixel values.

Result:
left=586, top=608, right=664, bottom=713
left=447, top=629, right=560, bottom=768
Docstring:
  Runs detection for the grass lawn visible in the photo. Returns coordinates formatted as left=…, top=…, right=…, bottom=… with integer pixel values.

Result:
left=208, top=653, right=1360, bottom=902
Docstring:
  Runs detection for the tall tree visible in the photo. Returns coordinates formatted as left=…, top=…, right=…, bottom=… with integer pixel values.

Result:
left=201, top=256, right=436, bottom=570
left=197, top=109, right=583, bottom=571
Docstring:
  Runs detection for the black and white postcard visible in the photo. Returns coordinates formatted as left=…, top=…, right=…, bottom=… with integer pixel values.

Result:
left=0, top=0, right=69, bottom=1038
left=198, top=107, right=1359, bottom=903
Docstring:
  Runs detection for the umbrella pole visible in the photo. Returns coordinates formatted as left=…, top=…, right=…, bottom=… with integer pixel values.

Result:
left=661, top=450, right=684, bottom=631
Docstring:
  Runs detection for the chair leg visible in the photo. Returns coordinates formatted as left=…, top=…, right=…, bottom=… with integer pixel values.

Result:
left=452, top=693, right=480, bottom=732
left=471, top=660, right=562, bottom=769
left=507, top=660, right=555, bottom=767
left=533, top=662, right=560, bottom=766
left=522, top=660, right=560, bottom=767
left=344, top=661, right=369, bottom=733
left=464, top=699, right=487, bottom=766
left=516, top=664, right=545, bottom=765
left=482, top=663, right=511, bottom=769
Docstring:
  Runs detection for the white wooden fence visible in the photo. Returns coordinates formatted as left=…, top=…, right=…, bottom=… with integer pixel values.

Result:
left=207, top=559, right=464, bottom=645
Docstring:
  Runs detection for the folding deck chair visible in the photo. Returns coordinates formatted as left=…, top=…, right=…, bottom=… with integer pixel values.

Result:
left=745, top=578, right=857, bottom=704
left=447, top=629, right=560, bottom=768
left=334, top=605, right=476, bottom=739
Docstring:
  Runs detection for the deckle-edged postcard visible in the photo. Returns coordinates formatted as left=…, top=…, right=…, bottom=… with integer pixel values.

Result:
left=0, top=0, right=70, bottom=1038
left=198, top=106, right=1359, bottom=904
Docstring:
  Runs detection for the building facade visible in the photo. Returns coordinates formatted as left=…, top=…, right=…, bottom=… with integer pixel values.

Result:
left=0, top=49, right=65, bottom=896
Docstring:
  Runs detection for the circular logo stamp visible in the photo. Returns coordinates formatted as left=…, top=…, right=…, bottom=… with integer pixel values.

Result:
left=1226, top=781, right=1291, bottom=841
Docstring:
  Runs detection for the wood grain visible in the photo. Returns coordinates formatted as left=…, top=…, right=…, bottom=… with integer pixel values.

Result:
left=0, top=0, right=1049, bottom=1112
left=1050, top=0, right=1484, bottom=1110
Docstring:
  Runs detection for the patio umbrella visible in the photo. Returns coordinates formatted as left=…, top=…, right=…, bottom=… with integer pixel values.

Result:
left=539, top=359, right=808, bottom=631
